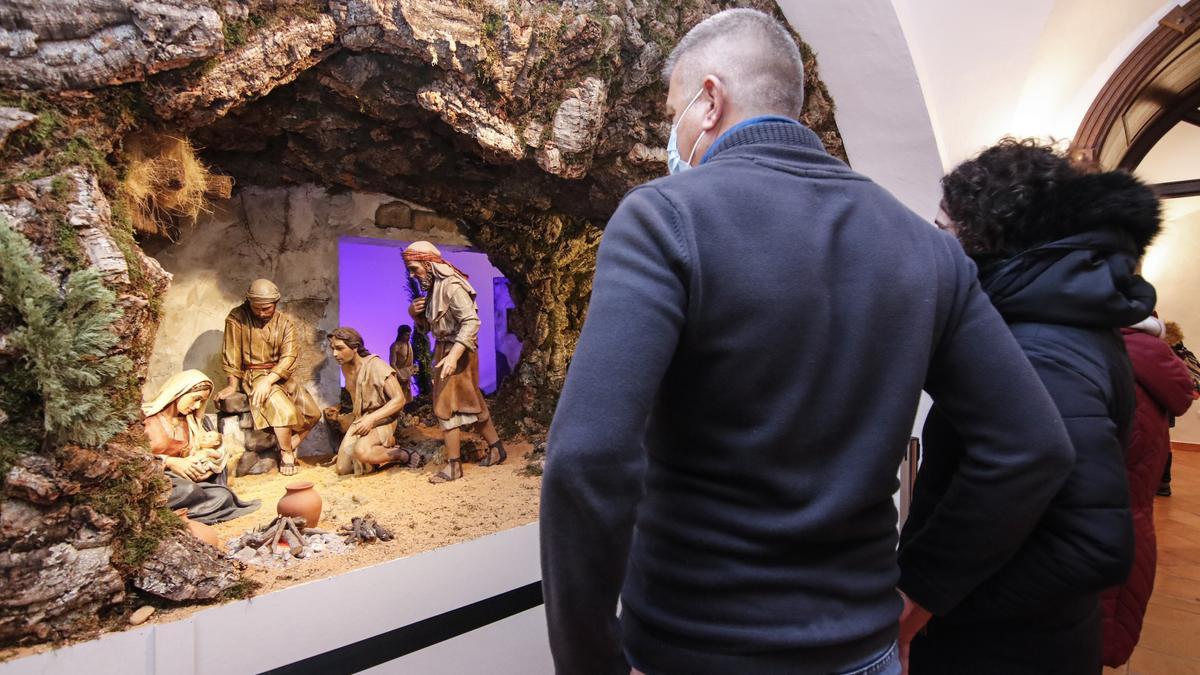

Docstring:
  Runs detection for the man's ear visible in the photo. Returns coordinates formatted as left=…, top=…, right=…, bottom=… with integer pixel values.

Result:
left=701, top=75, right=727, bottom=132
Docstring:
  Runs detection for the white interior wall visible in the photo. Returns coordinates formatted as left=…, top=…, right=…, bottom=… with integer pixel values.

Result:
left=891, top=0, right=1174, bottom=168
left=24, top=4, right=1195, bottom=671
left=779, top=0, right=1200, bottom=494
left=1135, top=125, right=1200, bottom=443
left=778, top=0, right=944, bottom=219
left=1137, top=122, right=1200, bottom=185
left=1141, top=197, right=1200, bottom=444
left=883, top=0, right=1200, bottom=445
left=777, top=0, right=941, bottom=522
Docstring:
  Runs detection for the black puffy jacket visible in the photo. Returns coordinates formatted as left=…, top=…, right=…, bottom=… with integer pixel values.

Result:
left=901, top=227, right=1152, bottom=628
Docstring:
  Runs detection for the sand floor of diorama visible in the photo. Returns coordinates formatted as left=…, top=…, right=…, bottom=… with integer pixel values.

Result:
left=144, top=426, right=540, bottom=627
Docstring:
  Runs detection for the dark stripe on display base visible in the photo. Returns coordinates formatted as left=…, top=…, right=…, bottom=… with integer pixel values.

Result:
left=262, top=581, right=543, bottom=675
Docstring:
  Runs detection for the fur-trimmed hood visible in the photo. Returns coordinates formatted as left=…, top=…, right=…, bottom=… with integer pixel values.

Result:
left=979, top=228, right=1156, bottom=328
left=970, top=171, right=1162, bottom=328
left=1044, top=171, right=1162, bottom=255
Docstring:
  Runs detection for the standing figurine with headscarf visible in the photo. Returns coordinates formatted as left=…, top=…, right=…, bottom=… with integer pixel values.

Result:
left=403, top=241, right=507, bottom=483
left=217, top=279, right=320, bottom=476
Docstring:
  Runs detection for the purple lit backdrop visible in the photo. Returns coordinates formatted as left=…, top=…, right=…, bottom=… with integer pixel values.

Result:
left=493, top=278, right=522, bottom=384
left=337, top=237, right=505, bottom=394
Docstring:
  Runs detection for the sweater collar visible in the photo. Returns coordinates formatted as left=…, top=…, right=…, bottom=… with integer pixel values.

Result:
left=700, top=116, right=825, bottom=164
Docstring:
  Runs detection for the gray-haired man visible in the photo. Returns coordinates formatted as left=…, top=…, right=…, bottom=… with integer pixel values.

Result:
left=539, top=8, right=1072, bottom=675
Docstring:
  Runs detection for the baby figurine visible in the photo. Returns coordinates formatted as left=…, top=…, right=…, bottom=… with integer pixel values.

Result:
left=196, top=431, right=227, bottom=478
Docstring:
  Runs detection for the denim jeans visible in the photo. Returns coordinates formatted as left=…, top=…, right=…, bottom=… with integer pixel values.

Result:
left=629, top=641, right=901, bottom=675
left=835, top=642, right=900, bottom=675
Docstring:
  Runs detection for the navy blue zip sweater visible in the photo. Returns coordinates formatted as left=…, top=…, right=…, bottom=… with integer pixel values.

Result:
left=539, top=122, right=1075, bottom=674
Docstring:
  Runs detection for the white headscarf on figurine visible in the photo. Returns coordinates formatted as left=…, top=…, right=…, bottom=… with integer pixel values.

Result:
left=142, top=370, right=225, bottom=477
left=143, top=369, right=213, bottom=422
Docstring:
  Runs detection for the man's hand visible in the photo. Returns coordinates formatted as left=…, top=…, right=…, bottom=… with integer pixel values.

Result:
left=435, top=343, right=465, bottom=380
left=250, top=378, right=273, bottom=409
left=898, top=591, right=933, bottom=674
left=409, top=298, right=426, bottom=318
left=436, top=356, right=456, bottom=380
left=216, top=384, right=238, bottom=401
left=347, top=415, right=373, bottom=437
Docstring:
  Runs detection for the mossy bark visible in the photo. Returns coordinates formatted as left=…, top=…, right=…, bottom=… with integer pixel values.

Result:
left=0, top=94, right=227, bottom=644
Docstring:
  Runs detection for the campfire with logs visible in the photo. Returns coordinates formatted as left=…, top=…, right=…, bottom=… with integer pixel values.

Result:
left=226, top=514, right=395, bottom=568
left=230, top=515, right=316, bottom=557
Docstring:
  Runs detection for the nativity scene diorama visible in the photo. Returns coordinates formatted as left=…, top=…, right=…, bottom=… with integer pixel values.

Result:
left=0, top=0, right=840, bottom=653
left=136, top=255, right=518, bottom=566
left=150, top=262, right=508, bottom=521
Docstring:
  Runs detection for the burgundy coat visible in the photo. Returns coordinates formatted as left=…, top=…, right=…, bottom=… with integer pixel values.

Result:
left=1101, top=328, right=1195, bottom=666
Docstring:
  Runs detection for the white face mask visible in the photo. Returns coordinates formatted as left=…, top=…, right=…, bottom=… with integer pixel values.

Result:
left=667, top=88, right=707, bottom=175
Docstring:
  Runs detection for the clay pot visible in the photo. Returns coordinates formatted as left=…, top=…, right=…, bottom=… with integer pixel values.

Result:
left=276, top=481, right=322, bottom=527
left=175, top=509, right=223, bottom=551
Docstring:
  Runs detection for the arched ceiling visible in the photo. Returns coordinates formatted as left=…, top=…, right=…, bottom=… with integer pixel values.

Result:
left=778, top=0, right=943, bottom=219
left=893, top=0, right=1173, bottom=168
left=774, top=0, right=1179, bottom=218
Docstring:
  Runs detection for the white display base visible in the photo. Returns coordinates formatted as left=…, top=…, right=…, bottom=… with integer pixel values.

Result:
left=1, top=523, right=551, bottom=675
left=366, top=606, right=551, bottom=674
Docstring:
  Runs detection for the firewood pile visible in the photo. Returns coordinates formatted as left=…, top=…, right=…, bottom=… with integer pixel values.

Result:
left=230, top=516, right=309, bottom=556
left=226, top=516, right=352, bottom=567
left=338, top=515, right=394, bottom=544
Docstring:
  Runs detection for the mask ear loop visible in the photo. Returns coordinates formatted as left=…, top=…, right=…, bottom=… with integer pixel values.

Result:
left=672, top=87, right=707, bottom=130
left=686, top=128, right=707, bottom=164
left=675, top=87, right=709, bottom=167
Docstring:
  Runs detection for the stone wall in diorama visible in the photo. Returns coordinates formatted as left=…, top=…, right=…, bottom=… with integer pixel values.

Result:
left=0, top=0, right=843, bottom=646
left=144, top=186, right=469, bottom=459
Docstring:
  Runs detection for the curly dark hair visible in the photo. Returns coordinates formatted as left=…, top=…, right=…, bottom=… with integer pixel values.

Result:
left=941, top=137, right=1161, bottom=259
left=941, top=138, right=1080, bottom=258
